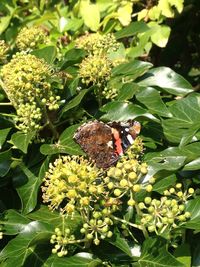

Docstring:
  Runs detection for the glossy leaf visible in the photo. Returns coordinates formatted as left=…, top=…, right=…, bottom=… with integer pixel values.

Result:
left=117, top=83, right=140, bottom=101
left=0, top=149, right=12, bottom=177
left=31, top=46, right=57, bottom=64
left=136, top=87, right=172, bottom=117
left=28, top=205, right=82, bottom=232
left=184, top=197, right=200, bottom=230
left=112, top=60, right=152, bottom=80
left=46, top=253, right=102, bottom=266
left=100, top=101, right=159, bottom=122
left=40, top=124, right=84, bottom=156
left=138, top=237, right=184, bottom=267
left=0, top=221, right=53, bottom=267
left=16, top=164, right=42, bottom=214
left=60, top=88, right=90, bottom=117
left=0, top=128, right=11, bottom=149
left=1, top=209, right=30, bottom=235
left=174, top=244, right=191, bottom=267
left=153, top=174, right=177, bottom=193
left=11, top=131, right=36, bottom=154
left=162, top=94, right=200, bottom=143
left=138, top=67, right=193, bottom=96
left=114, top=21, right=150, bottom=39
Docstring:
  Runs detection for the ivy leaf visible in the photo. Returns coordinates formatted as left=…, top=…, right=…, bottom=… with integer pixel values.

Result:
left=112, top=60, right=152, bottom=80
left=28, top=205, right=82, bottom=232
left=0, top=128, right=11, bottom=149
left=138, top=67, right=193, bottom=96
left=174, top=244, right=191, bottom=267
left=136, top=87, right=172, bottom=117
left=162, top=94, right=200, bottom=143
left=79, top=1, right=100, bottom=31
left=40, top=124, right=84, bottom=156
left=0, top=149, right=12, bottom=177
left=0, top=209, right=31, bottom=235
left=153, top=174, right=177, bottom=193
left=117, top=83, right=140, bottom=101
left=138, top=237, right=184, bottom=267
left=0, top=221, right=53, bottom=267
left=150, top=24, right=171, bottom=47
left=100, top=101, right=159, bottom=122
left=45, top=253, right=102, bottom=266
left=31, top=46, right=57, bottom=64
left=59, top=88, right=90, bottom=117
left=108, top=229, right=133, bottom=257
left=16, top=164, right=42, bottom=214
left=11, top=131, right=36, bottom=154
left=114, top=21, right=149, bottom=39
left=184, top=197, right=200, bottom=230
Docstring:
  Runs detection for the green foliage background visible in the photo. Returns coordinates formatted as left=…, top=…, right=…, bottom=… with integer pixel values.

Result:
left=0, top=0, right=200, bottom=266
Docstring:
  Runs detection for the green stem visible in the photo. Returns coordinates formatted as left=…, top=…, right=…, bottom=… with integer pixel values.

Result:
left=134, top=202, right=149, bottom=239
left=111, top=215, right=143, bottom=230
left=0, top=102, right=12, bottom=106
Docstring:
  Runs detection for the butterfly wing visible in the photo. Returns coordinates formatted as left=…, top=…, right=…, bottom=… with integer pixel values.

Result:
left=74, top=121, right=119, bottom=169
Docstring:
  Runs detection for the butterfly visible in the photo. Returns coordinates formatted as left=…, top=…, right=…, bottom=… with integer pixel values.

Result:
left=73, top=120, right=141, bottom=169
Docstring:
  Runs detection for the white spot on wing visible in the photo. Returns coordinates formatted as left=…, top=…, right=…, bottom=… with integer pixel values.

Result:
left=127, top=134, right=134, bottom=144
left=107, top=140, right=113, bottom=148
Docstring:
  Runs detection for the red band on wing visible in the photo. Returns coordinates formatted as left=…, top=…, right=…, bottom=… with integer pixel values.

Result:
left=112, top=128, right=123, bottom=155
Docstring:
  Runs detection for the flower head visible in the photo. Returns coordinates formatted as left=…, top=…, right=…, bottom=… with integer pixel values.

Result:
left=16, top=26, right=47, bottom=51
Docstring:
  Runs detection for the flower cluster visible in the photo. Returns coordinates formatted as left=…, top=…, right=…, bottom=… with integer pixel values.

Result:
left=42, top=156, right=101, bottom=213
left=77, top=33, right=121, bottom=98
left=79, top=54, right=113, bottom=87
left=16, top=26, right=47, bottom=51
left=0, top=52, right=60, bottom=133
left=138, top=183, right=194, bottom=235
left=76, top=33, right=120, bottom=55
left=0, top=40, right=9, bottom=64
left=42, top=138, right=194, bottom=257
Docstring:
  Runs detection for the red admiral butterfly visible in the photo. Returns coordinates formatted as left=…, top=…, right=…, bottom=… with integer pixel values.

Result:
left=74, top=120, right=141, bottom=169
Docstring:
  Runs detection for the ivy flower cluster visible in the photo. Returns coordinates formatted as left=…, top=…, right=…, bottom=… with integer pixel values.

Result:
left=76, top=32, right=120, bottom=55
left=0, top=52, right=60, bottom=133
left=77, top=33, right=120, bottom=99
left=138, top=183, right=194, bottom=235
left=16, top=26, right=47, bottom=51
left=0, top=40, right=9, bottom=64
left=42, top=138, right=194, bottom=257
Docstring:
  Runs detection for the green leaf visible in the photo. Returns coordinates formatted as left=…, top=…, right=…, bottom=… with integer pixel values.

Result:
left=100, top=101, right=159, bottom=122
left=174, top=244, right=191, bottom=267
left=28, top=205, right=82, bottom=232
left=136, top=87, right=172, bottom=117
left=114, top=21, right=149, bottom=39
left=146, top=156, right=186, bottom=179
left=117, top=83, right=140, bottom=101
left=79, top=1, right=100, bottom=31
left=112, top=60, right=152, bottom=80
left=61, top=48, right=86, bottom=69
left=138, top=237, right=184, bottom=267
left=0, top=221, right=53, bottom=267
left=31, top=46, right=57, bottom=64
left=0, top=128, right=11, bottom=149
left=40, top=124, right=84, bottom=156
left=0, top=149, right=12, bottom=177
left=16, top=164, right=42, bottom=214
left=11, top=131, right=36, bottom=154
left=60, top=88, right=90, bottom=117
left=138, top=67, right=193, bottom=96
left=184, top=197, right=200, bottom=230
left=1, top=209, right=30, bottom=235
left=153, top=174, right=177, bottom=193
left=150, top=24, right=171, bottom=48
left=108, top=230, right=132, bottom=257
left=46, top=253, right=102, bottom=266
left=162, top=94, right=200, bottom=143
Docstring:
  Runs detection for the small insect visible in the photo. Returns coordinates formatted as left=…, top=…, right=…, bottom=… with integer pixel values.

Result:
left=73, top=120, right=141, bottom=169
